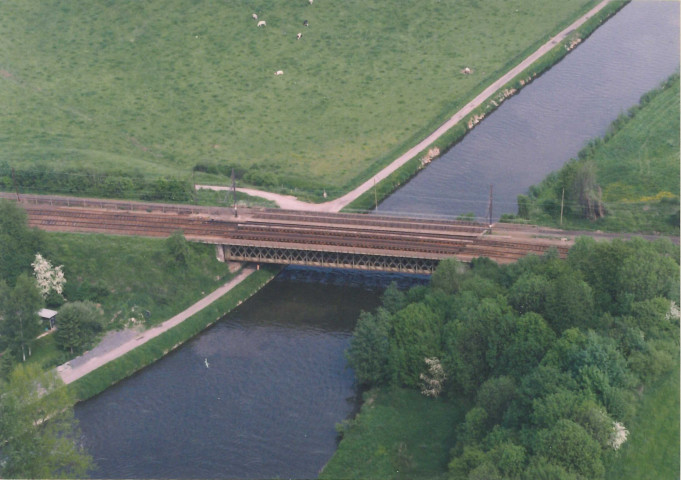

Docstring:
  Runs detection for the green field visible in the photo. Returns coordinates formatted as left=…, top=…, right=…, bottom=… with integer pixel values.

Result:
left=605, top=365, right=680, bottom=480
left=321, top=388, right=465, bottom=479
left=1, top=0, right=597, bottom=197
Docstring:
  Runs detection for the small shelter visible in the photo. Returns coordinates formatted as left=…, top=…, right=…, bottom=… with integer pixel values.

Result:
left=38, top=308, right=58, bottom=330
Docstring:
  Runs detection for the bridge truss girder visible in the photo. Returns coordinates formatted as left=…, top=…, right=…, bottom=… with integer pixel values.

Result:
left=220, top=244, right=441, bottom=274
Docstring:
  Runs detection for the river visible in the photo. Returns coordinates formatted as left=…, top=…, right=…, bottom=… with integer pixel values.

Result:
left=75, top=1, right=680, bottom=478
left=75, top=269, right=426, bottom=478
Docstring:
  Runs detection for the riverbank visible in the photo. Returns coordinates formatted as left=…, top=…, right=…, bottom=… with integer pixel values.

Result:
left=64, top=265, right=279, bottom=402
left=506, top=72, right=679, bottom=234
left=197, top=0, right=623, bottom=214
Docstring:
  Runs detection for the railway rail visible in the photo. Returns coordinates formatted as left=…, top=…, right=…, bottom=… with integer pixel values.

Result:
left=7, top=193, right=571, bottom=272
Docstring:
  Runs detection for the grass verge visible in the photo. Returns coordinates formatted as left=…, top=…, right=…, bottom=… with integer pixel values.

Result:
left=320, top=388, right=465, bottom=479
left=67, top=265, right=278, bottom=403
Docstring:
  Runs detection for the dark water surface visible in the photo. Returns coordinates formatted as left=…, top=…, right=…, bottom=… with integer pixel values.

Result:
left=378, top=1, right=680, bottom=220
left=75, top=2, right=679, bottom=478
left=75, top=269, right=426, bottom=478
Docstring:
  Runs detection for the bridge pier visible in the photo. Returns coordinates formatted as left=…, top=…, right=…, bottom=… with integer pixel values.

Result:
left=216, top=244, right=225, bottom=262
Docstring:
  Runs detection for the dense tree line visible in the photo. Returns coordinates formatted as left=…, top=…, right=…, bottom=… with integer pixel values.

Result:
left=0, top=162, right=193, bottom=202
left=347, top=239, right=679, bottom=479
left=0, top=200, right=93, bottom=476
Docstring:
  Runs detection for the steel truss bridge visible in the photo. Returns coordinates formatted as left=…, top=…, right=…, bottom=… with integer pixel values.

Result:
left=4, top=193, right=572, bottom=274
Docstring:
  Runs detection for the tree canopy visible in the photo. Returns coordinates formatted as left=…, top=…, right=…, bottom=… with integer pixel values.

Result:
left=346, top=237, right=679, bottom=479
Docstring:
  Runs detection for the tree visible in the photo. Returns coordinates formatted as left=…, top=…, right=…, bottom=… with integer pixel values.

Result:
left=0, top=200, right=45, bottom=286
left=500, top=312, right=556, bottom=378
left=165, top=229, right=191, bottom=267
left=0, top=364, right=92, bottom=478
left=570, top=159, right=605, bottom=220
left=390, top=302, right=442, bottom=387
left=31, top=253, right=66, bottom=299
left=380, top=282, right=406, bottom=314
left=536, top=419, right=605, bottom=479
left=508, top=273, right=549, bottom=315
left=346, top=309, right=392, bottom=386
left=543, top=273, right=595, bottom=332
left=431, top=258, right=467, bottom=294
left=54, top=301, right=104, bottom=354
left=476, top=376, right=517, bottom=426
left=0, top=273, right=44, bottom=362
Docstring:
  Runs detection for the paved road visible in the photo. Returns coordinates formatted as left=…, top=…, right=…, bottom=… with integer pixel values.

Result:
left=197, top=0, right=612, bottom=213
left=57, top=267, right=256, bottom=385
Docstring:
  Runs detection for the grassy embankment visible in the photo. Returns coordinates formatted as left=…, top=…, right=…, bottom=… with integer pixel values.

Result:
left=26, top=231, right=278, bottom=382
left=67, top=265, right=277, bottom=402
left=320, top=388, right=466, bottom=479
left=503, top=73, right=680, bottom=234
left=604, top=364, right=680, bottom=480
left=343, top=0, right=628, bottom=212
left=1, top=0, right=600, bottom=201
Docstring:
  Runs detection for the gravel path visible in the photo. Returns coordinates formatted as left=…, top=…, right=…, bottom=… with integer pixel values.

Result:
left=57, top=267, right=256, bottom=385
left=197, top=0, right=611, bottom=213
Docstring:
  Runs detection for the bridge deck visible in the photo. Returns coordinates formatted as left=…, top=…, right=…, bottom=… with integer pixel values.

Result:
left=5, top=193, right=571, bottom=272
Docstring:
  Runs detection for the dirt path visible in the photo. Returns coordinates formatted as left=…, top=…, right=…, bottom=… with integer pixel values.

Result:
left=197, top=0, right=611, bottom=213
left=56, top=267, right=256, bottom=385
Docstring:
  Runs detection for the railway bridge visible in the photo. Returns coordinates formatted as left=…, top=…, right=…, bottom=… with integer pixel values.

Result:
left=5, top=193, right=572, bottom=274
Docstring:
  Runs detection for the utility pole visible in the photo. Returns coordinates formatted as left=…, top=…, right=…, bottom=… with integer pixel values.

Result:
left=560, top=187, right=565, bottom=226
left=374, top=178, right=378, bottom=212
left=11, top=167, right=20, bottom=202
left=487, top=184, right=493, bottom=228
left=231, top=168, right=237, bottom=217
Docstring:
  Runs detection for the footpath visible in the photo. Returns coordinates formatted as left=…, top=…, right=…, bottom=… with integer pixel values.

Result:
left=56, top=266, right=255, bottom=385
left=197, top=0, right=611, bottom=213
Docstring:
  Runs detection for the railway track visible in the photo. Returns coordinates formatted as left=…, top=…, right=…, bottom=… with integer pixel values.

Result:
left=12, top=194, right=569, bottom=265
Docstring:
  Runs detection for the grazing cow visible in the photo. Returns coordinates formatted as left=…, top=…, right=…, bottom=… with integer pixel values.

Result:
left=297, top=32, right=302, bottom=40
left=303, top=19, right=308, bottom=27
left=309, top=0, right=313, bottom=4
left=463, top=67, right=471, bottom=74
left=275, top=70, right=284, bottom=76
left=252, top=13, right=258, bottom=20
left=257, top=20, right=266, bottom=27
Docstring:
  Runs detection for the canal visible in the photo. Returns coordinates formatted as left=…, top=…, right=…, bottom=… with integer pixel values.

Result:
left=75, top=1, right=680, bottom=478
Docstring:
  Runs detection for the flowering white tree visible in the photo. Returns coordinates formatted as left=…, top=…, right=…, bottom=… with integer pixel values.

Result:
left=31, top=253, right=66, bottom=298
left=609, top=421, right=629, bottom=450
left=420, top=357, right=446, bottom=398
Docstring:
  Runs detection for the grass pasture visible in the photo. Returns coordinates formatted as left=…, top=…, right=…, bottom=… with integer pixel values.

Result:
left=1, top=0, right=597, bottom=197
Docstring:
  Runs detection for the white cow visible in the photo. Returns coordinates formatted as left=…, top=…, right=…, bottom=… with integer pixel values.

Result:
left=297, top=32, right=302, bottom=40
left=257, top=20, right=266, bottom=27
left=309, top=0, right=313, bottom=4
left=252, top=13, right=258, bottom=20
left=275, top=70, right=284, bottom=76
